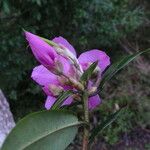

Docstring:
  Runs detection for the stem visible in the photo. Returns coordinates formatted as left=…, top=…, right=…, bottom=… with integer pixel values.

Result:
left=82, top=92, right=89, bottom=150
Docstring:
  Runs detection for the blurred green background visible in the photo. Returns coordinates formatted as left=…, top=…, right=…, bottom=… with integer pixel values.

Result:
left=0, top=0, right=149, bottom=149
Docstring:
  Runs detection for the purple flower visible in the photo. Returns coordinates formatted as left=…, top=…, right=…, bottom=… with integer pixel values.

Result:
left=25, top=32, right=57, bottom=71
left=25, top=31, right=110, bottom=110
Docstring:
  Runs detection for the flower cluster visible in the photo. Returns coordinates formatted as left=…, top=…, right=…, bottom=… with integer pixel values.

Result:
left=25, top=31, right=110, bottom=110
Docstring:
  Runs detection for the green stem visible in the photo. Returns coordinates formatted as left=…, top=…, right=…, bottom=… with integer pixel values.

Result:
left=82, top=91, right=89, bottom=150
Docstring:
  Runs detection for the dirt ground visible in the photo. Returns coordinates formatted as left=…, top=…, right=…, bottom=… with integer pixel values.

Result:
left=92, top=127, right=150, bottom=150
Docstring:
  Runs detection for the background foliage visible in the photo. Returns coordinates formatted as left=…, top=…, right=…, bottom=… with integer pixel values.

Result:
left=0, top=0, right=149, bottom=148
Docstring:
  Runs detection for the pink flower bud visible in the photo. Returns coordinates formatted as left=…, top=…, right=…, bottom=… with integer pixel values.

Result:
left=25, top=31, right=58, bottom=72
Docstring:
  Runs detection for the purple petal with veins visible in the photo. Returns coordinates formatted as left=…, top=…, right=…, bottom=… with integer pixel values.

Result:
left=78, top=49, right=110, bottom=72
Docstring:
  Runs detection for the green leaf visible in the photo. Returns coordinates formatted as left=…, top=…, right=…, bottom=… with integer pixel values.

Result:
left=51, top=90, right=73, bottom=110
left=80, top=61, right=98, bottom=82
left=99, top=49, right=150, bottom=89
left=1, top=110, right=82, bottom=150
left=89, top=107, right=126, bottom=143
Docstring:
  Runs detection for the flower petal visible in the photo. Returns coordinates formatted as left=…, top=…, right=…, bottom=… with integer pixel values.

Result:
left=78, top=49, right=110, bottom=72
left=31, top=65, right=59, bottom=86
left=62, top=96, right=73, bottom=106
left=45, top=95, right=73, bottom=110
left=56, top=55, right=71, bottom=75
left=25, top=31, right=57, bottom=68
left=52, top=36, right=77, bottom=57
left=88, top=94, right=101, bottom=110
left=45, top=96, right=56, bottom=110
left=42, top=85, right=53, bottom=96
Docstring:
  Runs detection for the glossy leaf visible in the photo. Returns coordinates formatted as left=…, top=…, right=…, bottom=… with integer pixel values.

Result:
left=51, top=90, right=73, bottom=110
left=89, top=107, right=126, bottom=143
left=1, top=110, right=82, bottom=150
left=99, top=49, right=150, bottom=90
left=80, top=61, right=98, bottom=82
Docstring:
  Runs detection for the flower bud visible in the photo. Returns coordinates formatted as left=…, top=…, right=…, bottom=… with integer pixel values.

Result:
left=88, top=86, right=97, bottom=95
left=55, top=45, right=83, bottom=74
left=25, top=31, right=58, bottom=74
left=69, top=78, right=84, bottom=91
